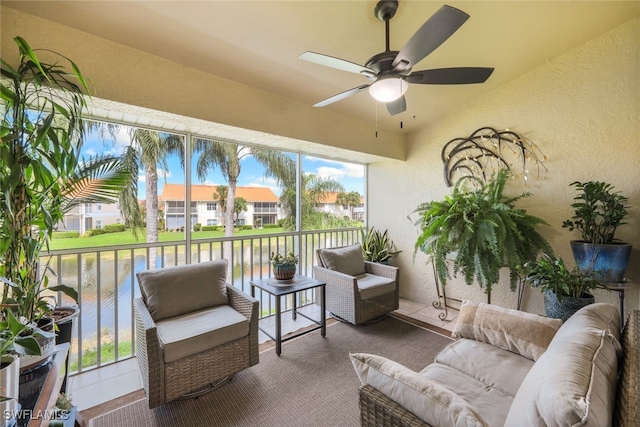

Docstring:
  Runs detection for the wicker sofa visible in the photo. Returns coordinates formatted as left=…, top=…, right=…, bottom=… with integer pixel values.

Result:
left=352, top=302, right=639, bottom=427
left=134, top=260, right=259, bottom=408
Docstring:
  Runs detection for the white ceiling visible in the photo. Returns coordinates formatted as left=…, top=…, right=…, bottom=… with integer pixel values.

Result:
left=4, top=1, right=639, bottom=134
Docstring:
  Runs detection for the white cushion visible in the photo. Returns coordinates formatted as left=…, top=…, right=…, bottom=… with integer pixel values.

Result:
left=137, top=260, right=229, bottom=321
left=350, top=353, right=488, bottom=426
left=504, top=303, right=621, bottom=426
left=453, top=300, right=562, bottom=361
left=157, top=304, right=249, bottom=363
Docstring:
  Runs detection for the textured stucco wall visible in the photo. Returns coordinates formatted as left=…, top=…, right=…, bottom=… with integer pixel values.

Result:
left=369, top=18, right=640, bottom=317
left=0, top=6, right=405, bottom=161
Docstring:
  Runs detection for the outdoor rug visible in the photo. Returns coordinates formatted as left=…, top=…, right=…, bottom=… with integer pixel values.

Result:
left=90, top=316, right=453, bottom=427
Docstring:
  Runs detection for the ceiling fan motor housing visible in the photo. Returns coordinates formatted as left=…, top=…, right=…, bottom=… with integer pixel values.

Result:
left=374, top=0, right=398, bottom=22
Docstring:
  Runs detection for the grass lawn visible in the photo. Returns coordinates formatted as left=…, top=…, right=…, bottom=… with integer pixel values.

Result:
left=49, top=227, right=287, bottom=250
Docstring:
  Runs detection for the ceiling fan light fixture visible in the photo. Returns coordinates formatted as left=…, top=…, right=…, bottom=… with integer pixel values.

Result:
left=369, top=75, right=408, bottom=103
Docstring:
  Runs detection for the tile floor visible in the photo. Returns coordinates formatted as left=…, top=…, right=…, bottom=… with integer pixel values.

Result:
left=68, top=298, right=457, bottom=412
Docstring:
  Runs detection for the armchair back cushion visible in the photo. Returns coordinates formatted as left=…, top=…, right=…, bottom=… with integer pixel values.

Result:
left=317, top=244, right=366, bottom=276
left=137, top=260, right=229, bottom=321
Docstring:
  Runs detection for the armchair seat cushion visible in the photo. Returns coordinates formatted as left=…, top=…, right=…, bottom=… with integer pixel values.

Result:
left=157, top=304, right=249, bottom=363
left=356, top=273, right=397, bottom=300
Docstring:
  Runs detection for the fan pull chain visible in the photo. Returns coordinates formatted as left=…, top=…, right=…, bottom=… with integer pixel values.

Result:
left=375, top=101, right=378, bottom=138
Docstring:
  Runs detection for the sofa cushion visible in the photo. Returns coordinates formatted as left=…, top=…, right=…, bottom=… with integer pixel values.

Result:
left=157, top=304, right=249, bottom=363
left=504, top=303, right=621, bottom=427
left=350, top=353, right=488, bottom=427
left=453, top=300, right=562, bottom=361
left=434, top=338, right=534, bottom=398
left=137, top=260, right=229, bottom=321
left=419, top=363, right=514, bottom=427
left=356, top=273, right=396, bottom=300
left=318, top=244, right=366, bottom=276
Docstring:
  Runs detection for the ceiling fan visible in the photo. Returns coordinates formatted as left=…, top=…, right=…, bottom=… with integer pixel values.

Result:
left=299, top=1, right=494, bottom=116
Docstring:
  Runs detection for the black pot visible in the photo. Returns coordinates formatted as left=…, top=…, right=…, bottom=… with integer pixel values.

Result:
left=544, top=290, right=594, bottom=322
left=51, top=305, right=80, bottom=393
left=570, top=241, right=632, bottom=283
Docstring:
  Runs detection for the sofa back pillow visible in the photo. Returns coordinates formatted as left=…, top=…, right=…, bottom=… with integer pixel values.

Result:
left=452, top=300, right=562, bottom=361
left=137, top=260, right=229, bottom=321
left=350, top=352, right=489, bottom=427
left=504, top=303, right=621, bottom=427
left=317, top=244, right=366, bottom=276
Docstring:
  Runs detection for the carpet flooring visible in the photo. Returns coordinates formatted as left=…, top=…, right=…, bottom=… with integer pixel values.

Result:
left=90, top=316, right=453, bottom=427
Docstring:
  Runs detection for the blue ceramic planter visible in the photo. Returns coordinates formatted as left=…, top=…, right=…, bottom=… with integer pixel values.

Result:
left=570, top=241, right=632, bottom=283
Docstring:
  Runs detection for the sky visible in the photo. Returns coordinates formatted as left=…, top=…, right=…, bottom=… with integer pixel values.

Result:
left=82, top=125, right=365, bottom=200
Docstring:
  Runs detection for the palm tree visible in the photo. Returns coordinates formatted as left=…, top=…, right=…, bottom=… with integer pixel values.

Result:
left=119, top=129, right=184, bottom=267
left=213, top=185, right=229, bottom=225
left=234, top=197, right=248, bottom=224
left=336, top=191, right=362, bottom=219
left=193, top=139, right=295, bottom=238
left=280, top=174, right=345, bottom=230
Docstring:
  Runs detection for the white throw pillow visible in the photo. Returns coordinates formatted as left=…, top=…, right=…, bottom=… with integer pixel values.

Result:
left=350, top=353, right=488, bottom=427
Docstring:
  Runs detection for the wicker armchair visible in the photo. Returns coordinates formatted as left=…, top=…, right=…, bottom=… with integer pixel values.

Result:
left=134, top=260, right=259, bottom=408
left=313, top=244, right=399, bottom=325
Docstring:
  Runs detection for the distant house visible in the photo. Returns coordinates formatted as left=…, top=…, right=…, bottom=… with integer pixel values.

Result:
left=159, top=184, right=281, bottom=230
left=61, top=202, right=124, bottom=234
left=315, top=192, right=364, bottom=221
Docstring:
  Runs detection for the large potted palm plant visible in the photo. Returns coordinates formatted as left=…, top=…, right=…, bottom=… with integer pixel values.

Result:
left=0, top=37, right=137, bottom=369
left=562, top=180, right=632, bottom=283
left=411, top=169, right=552, bottom=296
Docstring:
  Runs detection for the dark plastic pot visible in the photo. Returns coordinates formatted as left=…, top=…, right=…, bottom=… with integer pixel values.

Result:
left=544, top=290, right=594, bottom=322
left=50, top=305, right=80, bottom=393
left=570, top=241, right=632, bottom=283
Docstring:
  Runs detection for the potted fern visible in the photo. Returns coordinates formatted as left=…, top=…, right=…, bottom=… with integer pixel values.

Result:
left=562, top=180, right=631, bottom=283
left=411, top=169, right=552, bottom=295
left=523, top=253, right=603, bottom=321
left=360, top=227, right=401, bottom=264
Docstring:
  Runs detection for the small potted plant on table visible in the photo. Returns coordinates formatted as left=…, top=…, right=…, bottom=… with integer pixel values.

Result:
left=270, top=251, right=299, bottom=281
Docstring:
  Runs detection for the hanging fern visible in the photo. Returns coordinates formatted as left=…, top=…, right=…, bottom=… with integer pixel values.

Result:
left=410, top=169, right=552, bottom=295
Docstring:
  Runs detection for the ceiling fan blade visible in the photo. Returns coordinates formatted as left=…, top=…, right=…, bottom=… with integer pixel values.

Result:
left=407, top=67, right=494, bottom=85
left=299, top=51, right=376, bottom=76
left=386, top=96, right=406, bottom=116
left=392, top=5, right=469, bottom=70
left=313, top=84, right=370, bottom=107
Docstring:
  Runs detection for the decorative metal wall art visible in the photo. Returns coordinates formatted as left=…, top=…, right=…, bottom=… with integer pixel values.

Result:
left=441, top=126, right=547, bottom=187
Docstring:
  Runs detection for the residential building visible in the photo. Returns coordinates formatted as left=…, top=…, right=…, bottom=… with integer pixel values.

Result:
left=159, top=184, right=281, bottom=230
left=316, top=192, right=365, bottom=221
left=60, top=202, right=124, bottom=235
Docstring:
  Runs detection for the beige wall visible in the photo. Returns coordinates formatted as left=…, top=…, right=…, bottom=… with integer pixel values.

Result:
left=369, top=18, right=640, bottom=318
left=0, top=6, right=405, bottom=161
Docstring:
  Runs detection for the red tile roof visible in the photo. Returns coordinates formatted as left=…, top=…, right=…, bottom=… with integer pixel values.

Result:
left=160, top=184, right=279, bottom=202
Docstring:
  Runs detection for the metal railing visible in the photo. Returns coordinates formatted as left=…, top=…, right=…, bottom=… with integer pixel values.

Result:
left=42, top=228, right=360, bottom=375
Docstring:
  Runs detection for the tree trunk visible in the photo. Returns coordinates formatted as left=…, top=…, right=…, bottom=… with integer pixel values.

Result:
left=146, top=161, right=158, bottom=270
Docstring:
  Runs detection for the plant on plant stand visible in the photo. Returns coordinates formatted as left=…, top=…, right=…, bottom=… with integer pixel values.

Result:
left=523, top=253, right=604, bottom=321
left=360, top=227, right=401, bottom=264
left=562, top=180, right=631, bottom=283
left=270, top=251, right=299, bottom=281
left=0, top=36, right=138, bottom=370
left=411, top=169, right=552, bottom=298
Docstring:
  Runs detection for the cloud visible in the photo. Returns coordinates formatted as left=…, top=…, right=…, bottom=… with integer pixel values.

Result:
left=304, top=157, right=364, bottom=179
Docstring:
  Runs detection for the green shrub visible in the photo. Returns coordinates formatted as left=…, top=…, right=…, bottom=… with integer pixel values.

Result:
left=84, top=228, right=107, bottom=237
left=263, top=224, right=279, bottom=229
left=193, top=223, right=202, bottom=231
left=201, top=225, right=218, bottom=231
left=53, top=231, right=80, bottom=239
left=103, top=224, right=126, bottom=233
